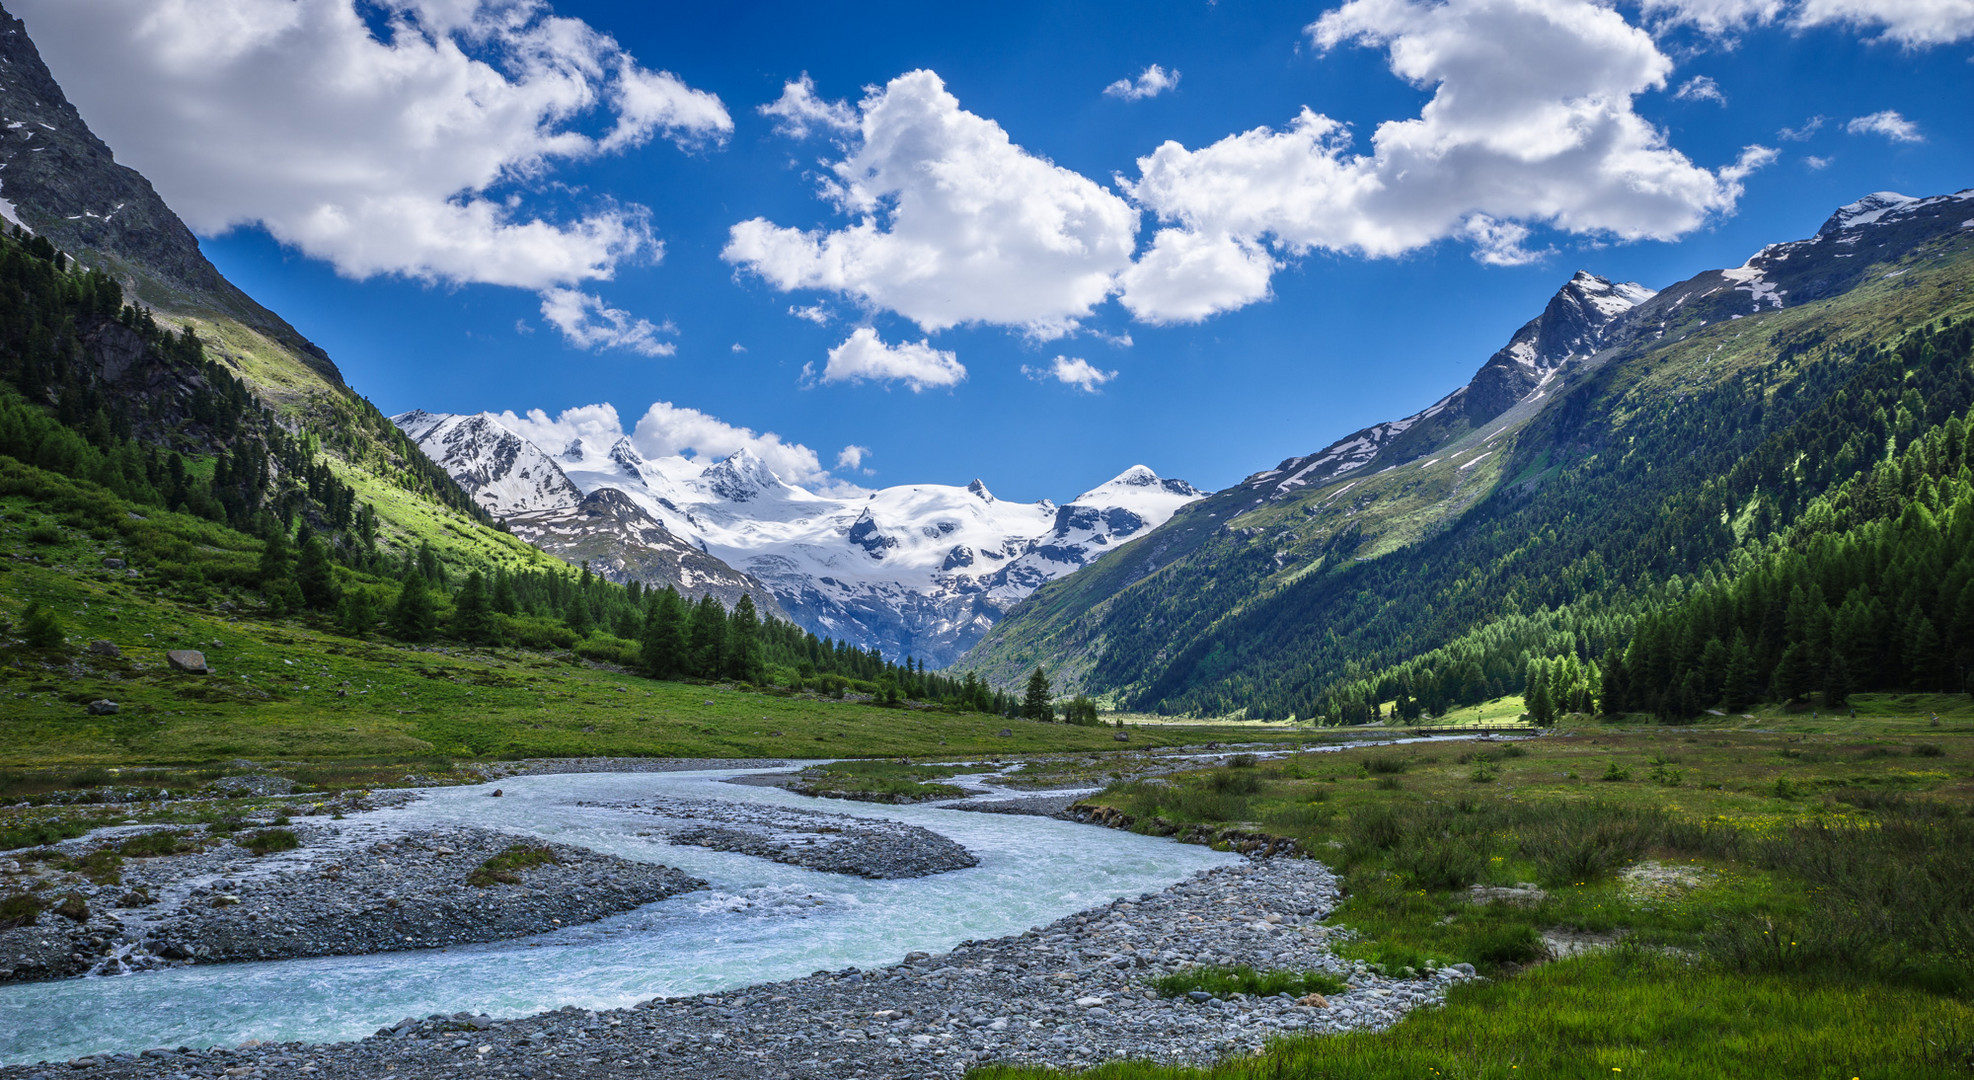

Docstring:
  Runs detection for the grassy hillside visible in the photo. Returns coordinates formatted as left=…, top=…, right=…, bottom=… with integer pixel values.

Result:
left=966, top=212, right=1974, bottom=723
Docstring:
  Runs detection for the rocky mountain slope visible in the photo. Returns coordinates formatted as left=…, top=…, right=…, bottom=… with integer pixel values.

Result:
left=395, top=407, right=1205, bottom=664
left=963, top=189, right=1974, bottom=712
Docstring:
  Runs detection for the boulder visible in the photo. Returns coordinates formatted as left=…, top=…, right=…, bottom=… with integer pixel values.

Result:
left=1114, top=731, right=1130, bottom=741
left=87, top=640, right=120, bottom=658
left=101, top=558, right=126, bottom=570
left=86, top=699, right=119, bottom=716
left=998, top=728, right=1013, bottom=738
left=165, top=649, right=209, bottom=674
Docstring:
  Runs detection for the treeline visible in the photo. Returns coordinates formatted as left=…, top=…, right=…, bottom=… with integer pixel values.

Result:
left=1105, top=305, right=1973, bottom=722
left=1605, top=413, right=1974, bottom=717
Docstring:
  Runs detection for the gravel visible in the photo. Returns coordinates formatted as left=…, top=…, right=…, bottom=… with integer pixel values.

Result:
left=0, top=857, right=1475, bottom=1079
left=0, top=823, right=703, bottom=985
left=645, top=799, right=979, bottom=879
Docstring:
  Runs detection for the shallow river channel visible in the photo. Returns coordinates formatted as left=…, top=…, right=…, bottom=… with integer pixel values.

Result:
left=0, top=767, right=1237, bottom=1064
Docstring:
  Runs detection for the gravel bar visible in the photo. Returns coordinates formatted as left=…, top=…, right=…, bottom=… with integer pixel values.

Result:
left=644, top=798, right=978, bottom=879
left=2, top=858, right=1475, bottom=1079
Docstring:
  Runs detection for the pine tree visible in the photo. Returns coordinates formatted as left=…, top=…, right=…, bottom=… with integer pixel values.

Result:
left=296, top=535, right=339, bottom=610
left=640, top=588, right=688, bottom=678
left=563, top=592, right=593, bottom=638
left=1022, top=667, right=1054, bottom=722
left=689, top=595, right=727, bottom=678
left=336, top=589, right=377, bottom=638
left=726, top=594, right=763, bottom=682
left=491, top=572, right=519, bottom=616
left=1524, top=659, right=1554, bottom=726
left=1720, top=632, right=1756, bottom=710
left=452, top=571, right=495, bottom=644
left=258, top=523, right=293, bottom=588
left=390, top=575, right=439, bottom=643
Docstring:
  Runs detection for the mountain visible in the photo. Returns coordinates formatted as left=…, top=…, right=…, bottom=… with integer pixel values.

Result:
left=0, top=4, right=607, bottom=583
left=394, top=408, right=1206, bottom=664
left=962, top=188, right=1974, bottom=715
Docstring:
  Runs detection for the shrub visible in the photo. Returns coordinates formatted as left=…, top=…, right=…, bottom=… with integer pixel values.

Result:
left=1227, top=753, right=1259, bottom=769
left=240, top=828, right=299, bottom=855
left=1364, top=755, right=1410, bottom=775
left=1470, top=923, right=1548, bottom=967
left=1913, top=743, right=1945, bottom=758
left=1517, top=803, right=1664, bottom=886
left=68, top=767, right=114, bottom=789
left=1152, top=965, right=1348, bottom=1000
left=467, top=844, right=560, bottom=887
left=1600, top=761, right=1632, bottom=782
left=118, top=831, right=198, bottom=857
left=18, top=600, right=63, bottom=649
left=51, top=891, right=88, bottom=922
left=1206, top=768, right=1263, bottom=795
left=0, top=892, right=42, bottom=929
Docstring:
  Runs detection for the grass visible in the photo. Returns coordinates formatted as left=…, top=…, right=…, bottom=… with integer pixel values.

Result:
left=791, top=759, right=975, bottom=801
left=1150, top=966, right=1348, bottom=1001
left=1008, top=706, right=1974, bottom=1077
left=466, top=844, right=560, bottom=887
left=239, top=828, right=299, bottom=855
left=974, top=948, right=1974, bottom=1079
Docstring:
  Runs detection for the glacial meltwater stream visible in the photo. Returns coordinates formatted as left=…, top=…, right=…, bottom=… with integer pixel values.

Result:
left=0, top=767, right=1238, bottom=1065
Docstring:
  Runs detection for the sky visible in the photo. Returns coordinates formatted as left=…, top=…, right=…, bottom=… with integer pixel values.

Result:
left=13, top=0, right=1974, bottom=501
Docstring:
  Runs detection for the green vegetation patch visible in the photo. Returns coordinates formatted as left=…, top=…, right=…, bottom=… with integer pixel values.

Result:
left=466, top=844, right=560, bottom=887
left=239, top=828, right=299, bottom=856
left=1150, top=965, right=1347, bottom=1001
left=792, top=759, right=974, bottom=801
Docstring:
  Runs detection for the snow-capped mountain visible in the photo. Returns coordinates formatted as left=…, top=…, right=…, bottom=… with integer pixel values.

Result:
left=1243, top=270, right=1655, bottom=500
left=394, top=410, right=1207, bottom=664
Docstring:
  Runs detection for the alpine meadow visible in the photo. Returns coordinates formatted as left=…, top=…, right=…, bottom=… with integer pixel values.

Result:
left=1, top=2, right=1972, bottom=1079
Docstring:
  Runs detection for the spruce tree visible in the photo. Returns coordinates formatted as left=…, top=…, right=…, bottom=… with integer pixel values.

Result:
left=258, top=523, right=293, bottom=589
left=640, top=587, right=689, bottom=678
left=336, top=589, right=376, bottom=638
left=296, top=535, right=339, bottom=611
left=1022, top=667, right=1054, bottom=722
left=689, top=595, right=727, bottom=678
left=491, top=572, right=519, bottom=616
left=726, top=594, right=763, bottom=683
left=452, top=571, right=495, bottom=644
left=563, top=593, right=593, bottom=638
left=390, top=575, right=438, bottom=642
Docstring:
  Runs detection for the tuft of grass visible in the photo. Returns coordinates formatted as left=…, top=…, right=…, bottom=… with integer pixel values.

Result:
left=0, top=891, right=42, bottom=929
left=1363, top=755, right=1410, bottom=775
left=239, top=828, right=299, bottom=856
left=118, top=830, right=200, bottom=857
left=0, top=818, right=91, bottom=852
left=466, top=843, right=559, bottom=887
left=1151, top=965, right=1347, bottom=1000
left=50, top=891, right=88, bottom=923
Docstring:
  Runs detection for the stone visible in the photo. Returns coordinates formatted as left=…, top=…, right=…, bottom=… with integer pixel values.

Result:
left=86, top=699, right=119, bottom=716
left=1074, top=997, right=1107, bottom=1008
left=100, top=558, right=125, bottom=570
left=1187, top=991, right=1213, bottom=1003
left=87, top=640, right=120, bottom=658
left=491, top=789, right=504, bottom=798
left=1297, top=993, right=1329, bottom=1008
left=166, top=650, right=210, bottom=674
left=1467, top=883, right=1546, bottom=907
left=998, top=729, right=1013, bottom=738
left=1114, top=732, right=1130, bottom=741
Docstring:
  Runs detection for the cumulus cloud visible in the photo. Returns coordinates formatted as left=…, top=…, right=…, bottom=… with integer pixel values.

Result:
left=759, top=73, right=859, bottom=139
left=788, top=303, right=834, bottom=325
left=1639, top=0, right=1785, bottom=34
left=836, top=445, right=874, bottom=473
left=725, top=70, right=1140, bottom=339
left=1846, top=110, right=1925, bottom=142
left=1673, top=75, right=1726, bottom=103
left=492, top=401, right=828, bottom=484
left=1025, top=356, right=1118, bottom=393
left=1805, top=155, right=1833, bottom=169
left=816, top=327, right=966, bottom=391
left=1114, top=0, right=1769, bottom=322
left=1104, top=64, right=1182, bottom=101
left=539, top=288, right=676, bottom=356
left=1641, top=0, right=1974, bottom=44
left=14, top=0, right=724, bottom=351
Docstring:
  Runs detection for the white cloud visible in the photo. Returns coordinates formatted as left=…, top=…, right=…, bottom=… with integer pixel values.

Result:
left=759, top=73, right=859, bottom=139
left=1104, top=64, right=1182, bottom=101
left=539, top=288, right=676, bottom=356
left=1673, top=75, right=1726, bottom=103
left=1805, top=154, right=1833, bottom=169
left=1846, top=109, right=1925, bottom=142
left=1114, top=0, right=1766, bottom=322
left=1796, top=0, right=1974, bottom=45
left=495, top=400, right=828, bottom=485
left=836, top=444, right=874, bottom=473
left=16, top=0, right=730, bottom=292
left=788, top=303, right=834, bottom=325
left=818, top=327, right=966, bottom=391
left=1779, top=116, right=1826, bottom=140
left=1025, top=356, right=1118, bottom=393
left=1641, top=0, right=1974, bottom=44
left=631, top=401, right=826, bottom=482
left=1639, top=0, right=1785, bottom=34
left=730, top=343, right=747, bottom=352
left=725, top=71, right=1140, bottom=340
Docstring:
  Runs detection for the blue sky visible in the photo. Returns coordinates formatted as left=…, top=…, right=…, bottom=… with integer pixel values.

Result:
left=16, top=0, right=1974, bottom=499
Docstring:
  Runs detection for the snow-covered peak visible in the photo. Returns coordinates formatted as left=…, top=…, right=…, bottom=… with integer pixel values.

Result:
left=390, top=410, right=581, bottom=518
left=1073, top=465, right=1207, bottom=506
left=1825, top=191, right=1918, bottom=232
left=1564, top=271, right=1656, bottom=318
left=699, top=447, right=784, bottom=503
left=967, top=478, right=994, bottom=502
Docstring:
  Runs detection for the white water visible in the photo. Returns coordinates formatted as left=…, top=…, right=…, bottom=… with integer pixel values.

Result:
left=0, top=768, right=1237, bottom=1065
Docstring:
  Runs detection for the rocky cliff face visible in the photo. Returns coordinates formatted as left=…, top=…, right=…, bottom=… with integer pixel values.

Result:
left=0, top=4, right=340, bottom=384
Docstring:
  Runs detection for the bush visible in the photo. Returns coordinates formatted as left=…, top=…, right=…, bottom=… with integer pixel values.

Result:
left=1913, top=743, right=1945, bottom=758
left=68, top=766, right=114, bottom=789
left=1517, top=804, right=1664, bottom=886
left=51, top=891, right=88, bottom=922
left=499, top=614, right=578, bottom=651
left=0, top=892, right=43, bottom=929
left=240, top=828, right=299, bottom=855
left=18, top=600, right=63, bottom=649
left=1152, top=965, right=1348, bottom=1000
left=1364, top=755, right=1410, bottom=775
left=118, top=830, right=198, bottom=857
left=574, top=633, right=639, bottom=666
left=1469, top=923, right=1548, bottom=966
left=1206, top=768, right=1264, bottom=795
left=466, top=844, right=560, bottom=887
